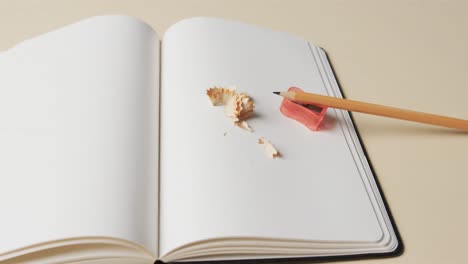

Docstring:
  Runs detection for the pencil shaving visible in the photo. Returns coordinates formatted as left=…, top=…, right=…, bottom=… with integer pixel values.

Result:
left=206, top=87, right=280, bottom=159
left=225, top=93, right=254, bottom=121
left=206, top=87, right=236, bottom=106
left=206, top=87, right=255, bottom=132
left=224, top=94, right=254, bottom=120
left=258, top=137, right=280, bottom=159
left=234, top=120, right=253, bottom=132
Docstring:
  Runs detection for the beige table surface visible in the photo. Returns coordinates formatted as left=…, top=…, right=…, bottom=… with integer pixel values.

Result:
left=0, top=0, right=466, bottom=263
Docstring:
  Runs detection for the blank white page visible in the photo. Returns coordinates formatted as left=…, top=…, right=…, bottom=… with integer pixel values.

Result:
left=0, top=15, right=159, bottom=256
left=160, top=18, right=384, bottom=255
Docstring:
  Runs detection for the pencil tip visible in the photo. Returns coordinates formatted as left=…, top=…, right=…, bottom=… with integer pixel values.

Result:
left=273, top=92, right=280, bottom=95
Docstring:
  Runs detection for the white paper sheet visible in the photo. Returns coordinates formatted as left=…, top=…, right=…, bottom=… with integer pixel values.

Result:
left=159, top=18, right=384, bottom=255
left=0, top=15, right=159, bottom=256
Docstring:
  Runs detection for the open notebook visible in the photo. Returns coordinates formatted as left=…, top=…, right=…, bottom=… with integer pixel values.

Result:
left=0, top=15, right=401, bottom=264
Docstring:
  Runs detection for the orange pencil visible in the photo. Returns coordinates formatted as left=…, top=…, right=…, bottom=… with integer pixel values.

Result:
left=274, top=90, right=468, bottom=131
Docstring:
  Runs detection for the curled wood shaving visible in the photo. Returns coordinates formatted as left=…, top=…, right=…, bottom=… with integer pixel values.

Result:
left=224, top=94, right=254, bottom=120
left=206, top=87, right=255, bottom=132
left=206, top=87, right=236, bottom=106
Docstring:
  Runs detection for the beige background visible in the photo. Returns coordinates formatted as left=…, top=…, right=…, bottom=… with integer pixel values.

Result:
left=0, top=0, right=466, bottom=263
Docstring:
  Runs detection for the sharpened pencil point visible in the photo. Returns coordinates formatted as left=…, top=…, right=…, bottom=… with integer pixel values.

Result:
left=273, top=92, right=280, bottom=95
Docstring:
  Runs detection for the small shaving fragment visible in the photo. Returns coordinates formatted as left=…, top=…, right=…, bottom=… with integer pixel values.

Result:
left=206, top=87, right=255, bottom=132
left=234, top=120, right=253, bottom=132
left=258, top=137, right=280, bottom=159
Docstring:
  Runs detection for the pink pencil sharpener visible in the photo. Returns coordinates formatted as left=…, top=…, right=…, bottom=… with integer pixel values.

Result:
left=280, top=87, right=328, bottom=131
